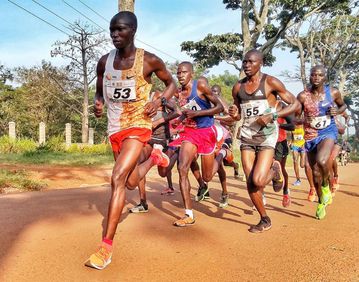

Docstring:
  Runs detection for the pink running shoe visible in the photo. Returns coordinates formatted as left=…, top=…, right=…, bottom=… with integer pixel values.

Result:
left=161, top=187, right=174, bottom=196
left=282, top=194, right=291, bottom=208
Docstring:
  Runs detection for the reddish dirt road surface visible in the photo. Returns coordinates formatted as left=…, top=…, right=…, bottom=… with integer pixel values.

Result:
left=0, top=163, right=358, bottom=281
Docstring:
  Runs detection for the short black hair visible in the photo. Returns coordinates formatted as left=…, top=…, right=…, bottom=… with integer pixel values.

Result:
left=310, top=65, right=326, bottom=75
left=179, top=61, right=194, bottom=71
left=111, top=11, right=137, bottom=31
left=244, top=49, right=263, bottom=63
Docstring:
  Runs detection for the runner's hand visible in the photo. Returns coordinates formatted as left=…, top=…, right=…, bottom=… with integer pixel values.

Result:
left=182, top=109, right=197, bottom=119
left=327, top=106, right=337, bottom=117
left=228, top=105, right=239, bottom=119
left=256, top=113, right=273, bottom=127
left=94, top=100, right=104, bottom=118
left=144, top=101, right=158, bottom=118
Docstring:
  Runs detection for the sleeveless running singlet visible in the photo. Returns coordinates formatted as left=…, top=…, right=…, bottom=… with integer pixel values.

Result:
left=303, top=85, right=338, bottom=141
left=103, top=48, right=152, bottom=136
left=178, top=80, right=214, bottom=129
left=236, top=74, right=278, bottom=148
left=292, top=125, right=305, bottom=147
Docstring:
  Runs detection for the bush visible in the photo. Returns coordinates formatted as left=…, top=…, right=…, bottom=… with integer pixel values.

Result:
left=66, top=143, right=111, bottom=154
left=46, top=136, right=66, bottom=152
left=0, top=136, right=37, bottom=153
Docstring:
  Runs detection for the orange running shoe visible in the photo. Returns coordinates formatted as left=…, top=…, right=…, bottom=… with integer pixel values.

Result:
left=85, top=244, right=113, bottom=270
left=151, top=144, right=170, bottom=167
left=173, top=215, right=195, bottom=227
left=225, top=148, right=234, bottom=163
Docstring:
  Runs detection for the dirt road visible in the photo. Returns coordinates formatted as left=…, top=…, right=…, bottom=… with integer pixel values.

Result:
left=0, top=163, right=358, bottom=281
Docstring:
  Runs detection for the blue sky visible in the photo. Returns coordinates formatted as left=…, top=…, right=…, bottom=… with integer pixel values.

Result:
left=0, top=0, right=303, bottom=93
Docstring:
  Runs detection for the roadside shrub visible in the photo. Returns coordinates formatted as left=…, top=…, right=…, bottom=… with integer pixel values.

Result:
left=0, top=136, right=37, bottom=153
left=66, top=143, right=111, bottom=154
left=46, top=136, right=66, bottom=152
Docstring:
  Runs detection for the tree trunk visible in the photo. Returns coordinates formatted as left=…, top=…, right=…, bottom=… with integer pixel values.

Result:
left=337, top=70, right=347, bottom=95
left=119, top=0, right=135, bottom=12
left=296, top=38, right=307, bottom=89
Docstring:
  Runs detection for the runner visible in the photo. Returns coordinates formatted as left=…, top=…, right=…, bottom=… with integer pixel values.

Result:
left=274, top=102, right=295, bottom=208
left=228, top=49, right=300, bottom=233
left=328, top=111, right=350, bottom=196
left=85, top=11, right=176, bottom=269
left=169, top=61, right=230, bottom=227
left=297, top=65, right=346, bottom=220
left=290, top=115, right=316, bottom=202
left=212, top=84, right=241, bottom=180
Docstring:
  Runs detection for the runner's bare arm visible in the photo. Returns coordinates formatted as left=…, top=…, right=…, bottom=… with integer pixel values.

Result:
left=94, top=55, right=108, bottom=118
left=329, top=88, right=347, bottom=116
left=143, top=52, right=176, bottom=116
left=228, top=82, right=241, bottom=121
left=268, top=76, right=301, bottom=118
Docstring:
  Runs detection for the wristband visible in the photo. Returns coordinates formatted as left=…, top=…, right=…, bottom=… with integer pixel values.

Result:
left=161, top=97, right=167, bottom=107
left=272, top=112, right=278, bottom=120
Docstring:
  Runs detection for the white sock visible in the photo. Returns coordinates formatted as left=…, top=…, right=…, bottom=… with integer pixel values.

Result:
left=185, top=209, right=194, bottom=219
left=219, top=148, right=227, bottom=158
left=153, top=144, right=163, bottom=151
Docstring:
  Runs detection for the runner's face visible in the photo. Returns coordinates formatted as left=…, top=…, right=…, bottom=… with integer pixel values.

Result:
left=110, top=18, right=135, bottom=49
left=242, top=54, right=261, bottom=77
left=177, top=64, right=193, bottom=86
left=310, top=69, right=325, bottom=87
left=212, top=86, right=221, bottom=96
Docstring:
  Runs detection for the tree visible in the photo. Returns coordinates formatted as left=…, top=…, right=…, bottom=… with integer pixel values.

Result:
left=181, top=0, right=351, bottom=75
left=119, top=0, right=135, bottom=12
left=11, top=62, right=80, bottom=139
left=51, top=21, right=109, bottom=143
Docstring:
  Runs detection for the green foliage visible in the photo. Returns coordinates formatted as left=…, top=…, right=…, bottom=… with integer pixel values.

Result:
left=182, top=0, right=352, bottom=71
left=0, top=136, right=37, bottom=154
left=0, top=169, right=46, bottom=193
left=181, top=33, right=243, bottom=71
left=0, top=152, right=113, bottom=166
left=66, top=143, right=111, bottom=154
left=45, top=136, right=66, bottom=152
left=207, top=71, right=239, bottom=103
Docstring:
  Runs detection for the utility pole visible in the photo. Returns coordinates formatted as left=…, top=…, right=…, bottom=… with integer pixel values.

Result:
left=118, top=0, right=135, bottom=12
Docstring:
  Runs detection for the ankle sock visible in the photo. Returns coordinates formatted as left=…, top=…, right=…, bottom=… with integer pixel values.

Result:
left=185, top=209, right=194, bottom=219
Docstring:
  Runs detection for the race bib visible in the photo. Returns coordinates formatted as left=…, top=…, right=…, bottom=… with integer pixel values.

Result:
left=241, top=100, right=268, bottom=118
left=106, top=79, right=136, bottom=102
left=310, top=115, right=331, bottom=129
left=293, top=134, right=304, bottom=141
left=182, top=98, right=201, bottom=111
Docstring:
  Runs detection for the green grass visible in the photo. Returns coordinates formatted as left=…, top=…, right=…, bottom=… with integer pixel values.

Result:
left=0, top=169, right=47, bottom=193
left=0, top=151, right=114, bottom=166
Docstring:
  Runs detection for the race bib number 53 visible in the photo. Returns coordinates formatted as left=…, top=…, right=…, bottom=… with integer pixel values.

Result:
left=310, top=115, right=331, bottom=129
left=106, top=79, right=136, bottom=102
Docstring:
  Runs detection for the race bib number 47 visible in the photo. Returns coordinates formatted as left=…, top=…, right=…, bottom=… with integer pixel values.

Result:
left=106, top=79, right=136, bottom=102
left=310, top=115, right=331, bottom=130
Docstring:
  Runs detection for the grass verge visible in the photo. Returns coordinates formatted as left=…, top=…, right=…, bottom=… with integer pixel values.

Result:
left=0, top=169, right=47, bottom=193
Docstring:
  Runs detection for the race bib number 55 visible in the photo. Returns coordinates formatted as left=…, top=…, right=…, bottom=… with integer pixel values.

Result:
left=106, top=79, right=136, bottom=102
left=241, top=100, right=268, bottom=118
